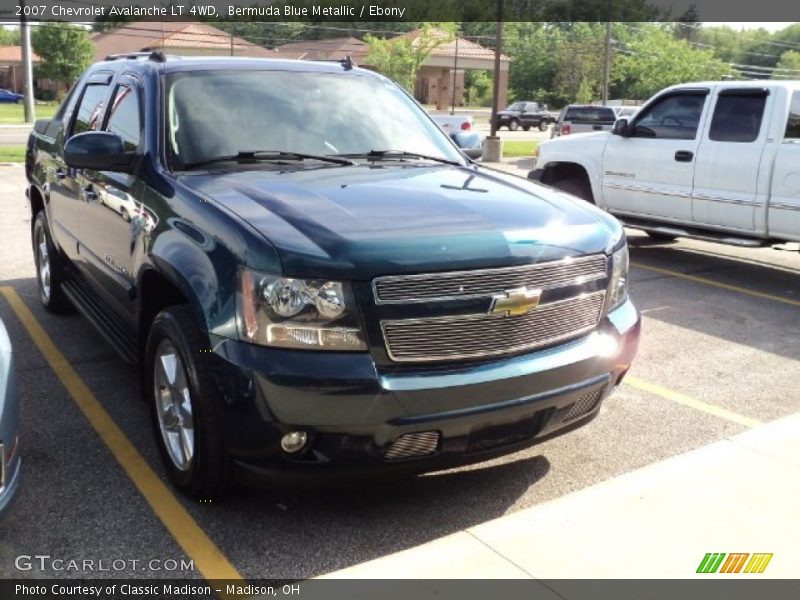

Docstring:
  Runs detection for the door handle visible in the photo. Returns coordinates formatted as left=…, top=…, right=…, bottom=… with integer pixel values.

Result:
left=81, top=186, right=97, bottom=202
left=674, top=150, right=694, bottom=162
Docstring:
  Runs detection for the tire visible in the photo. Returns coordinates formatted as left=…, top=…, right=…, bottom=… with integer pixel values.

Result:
left=120, top=207, right=130, bottom=222
left=32, top=211, right=72, bottom=313
left=145, top=305, right=231, bottom=499
left=509, top=119, right=520, bottom=131
left=522, top=125, right=531, bottom=132
left=553, top=177, right=593, bottom=203
left=538, top=120, right=549, bottom=132
left=645, top=231, right=678, bottom=242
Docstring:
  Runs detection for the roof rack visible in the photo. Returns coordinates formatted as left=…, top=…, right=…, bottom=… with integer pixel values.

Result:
left=317, top=55, right=355, bottom=70
left=105, top=51, right=166, bottom=63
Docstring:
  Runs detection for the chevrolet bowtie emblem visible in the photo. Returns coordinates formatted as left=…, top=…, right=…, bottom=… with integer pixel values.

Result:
left=489, top=287, right=543, bottom=316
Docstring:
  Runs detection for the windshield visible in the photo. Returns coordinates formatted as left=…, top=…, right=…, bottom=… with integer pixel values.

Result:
left=166, top=69, right=464, bottom=169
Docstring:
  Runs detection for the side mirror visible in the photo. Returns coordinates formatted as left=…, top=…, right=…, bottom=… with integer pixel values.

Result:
left=64, top=131, right=137, bottom=173
left=613, top=119, right=630, bottom=137
left=452, top=131, right=483, bottom=160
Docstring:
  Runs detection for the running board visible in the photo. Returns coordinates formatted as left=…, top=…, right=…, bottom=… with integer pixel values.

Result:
left=61, top=274, right=138, bottom=365
left=621, top=219, right=768, bottom=248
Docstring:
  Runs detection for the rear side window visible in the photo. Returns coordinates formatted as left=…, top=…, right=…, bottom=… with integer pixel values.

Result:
left=72, top=83, right=110, bottom=136
left=564, top=107, right=616, bottom=123
left=709, top=91, right=767, bottom=143
left=105, top=85, right=141, bottom=151
left=785, top=91, right=800, bottom=139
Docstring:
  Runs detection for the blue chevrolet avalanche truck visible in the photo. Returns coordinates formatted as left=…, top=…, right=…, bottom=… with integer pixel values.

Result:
left=26, top=53, right=640, bottom=498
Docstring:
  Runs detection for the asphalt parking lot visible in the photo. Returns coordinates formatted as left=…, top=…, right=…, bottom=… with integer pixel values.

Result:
left=0, top=162, right=798, bottom=582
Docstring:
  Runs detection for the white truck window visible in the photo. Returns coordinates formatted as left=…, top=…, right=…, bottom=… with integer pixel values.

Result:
left=632, top=93, right=705, bottom=140
left=785, top=91, right=800, bottom=139
left=709, top=91, right=767, bottom=143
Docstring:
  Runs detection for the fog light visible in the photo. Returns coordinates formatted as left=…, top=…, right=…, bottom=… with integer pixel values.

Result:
left=590, top=332, right=619, bottom=358
left=280, top=431, right=308, bottom=454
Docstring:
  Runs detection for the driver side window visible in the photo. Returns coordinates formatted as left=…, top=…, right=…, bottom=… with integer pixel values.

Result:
left=632, top=93, right=707, bottom=140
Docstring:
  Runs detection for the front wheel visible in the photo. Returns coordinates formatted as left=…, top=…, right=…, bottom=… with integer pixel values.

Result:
left=509, top=119, right=520, bottom=131
left=32, top=211, right=72, bottom=313
left=145, top=306, right=231, bottom=499
left=538, top=120, right=549, bottom=132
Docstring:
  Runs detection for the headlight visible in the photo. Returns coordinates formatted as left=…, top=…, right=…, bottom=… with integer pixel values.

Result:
left=606, top=243, right=629, bottom=312
left=237, top=269, right=367, bottom=351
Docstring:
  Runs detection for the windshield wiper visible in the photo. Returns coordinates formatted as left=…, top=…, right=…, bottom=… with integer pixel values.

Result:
left=182, top=150, right=355, bottom=170
left=337, top=150, right=462, bottom=166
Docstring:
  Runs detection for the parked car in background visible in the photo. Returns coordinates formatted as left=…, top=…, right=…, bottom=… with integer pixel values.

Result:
left=0, top=89, right=24, bottom=104
left=530, top=80, right=800, bottom=248
left=551, top=105, right=618, bottom=139
left=431, top=114, right=484, bottom=159
left=0, top=316, right=21, bottom=516
left=27, top=54, right=639, bottom=498
left=494, top=101, right=557, bottom=131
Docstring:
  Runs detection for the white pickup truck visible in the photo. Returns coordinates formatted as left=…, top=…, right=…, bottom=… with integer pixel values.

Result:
left=529, top=81, right=800, bottom=247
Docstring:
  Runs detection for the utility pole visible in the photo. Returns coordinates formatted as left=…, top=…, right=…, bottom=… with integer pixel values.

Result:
left=489, top=4, right=503, bottom=139
left=450, top=35, right=459, bottom=115
left=483, top=0, right=504, bottom=161
left=20, top=0, right=36, bottom=123
left=601, top=4, right=612, bottom=105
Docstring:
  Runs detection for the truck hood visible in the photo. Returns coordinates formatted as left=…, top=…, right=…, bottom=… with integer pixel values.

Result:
left=541, top=130, right=611, bottom=152
left=182, top=164, right=621, bottom=280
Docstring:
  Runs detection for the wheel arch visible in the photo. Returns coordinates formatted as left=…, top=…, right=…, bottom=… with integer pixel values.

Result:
left=540, top=160, right=599, bottom=204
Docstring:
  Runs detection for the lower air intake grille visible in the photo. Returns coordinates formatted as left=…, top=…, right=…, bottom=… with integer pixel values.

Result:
left=561, top=388, right=604, bottom=423
left=384, top=431, right=440, bottom=460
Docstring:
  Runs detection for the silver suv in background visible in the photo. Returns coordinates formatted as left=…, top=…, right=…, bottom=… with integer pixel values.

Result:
left=552, top=104, right=618, bottom=138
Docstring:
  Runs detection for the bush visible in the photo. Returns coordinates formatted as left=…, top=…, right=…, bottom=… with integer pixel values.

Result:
left=36, top=89, right=56, bottom=102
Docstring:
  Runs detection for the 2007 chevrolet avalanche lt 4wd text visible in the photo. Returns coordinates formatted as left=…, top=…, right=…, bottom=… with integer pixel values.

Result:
left=26, top=54, right=640, bottom=498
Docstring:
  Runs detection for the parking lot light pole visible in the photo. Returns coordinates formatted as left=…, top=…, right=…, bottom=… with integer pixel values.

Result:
left=20, top=2, right=36, bottom=123
left=483, top=1, right=504, bottom=162
left=450, top=35, right=459, bottom=115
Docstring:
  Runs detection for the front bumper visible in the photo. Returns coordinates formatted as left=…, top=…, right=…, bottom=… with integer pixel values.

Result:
left=207, top=299, right=640, bottom=482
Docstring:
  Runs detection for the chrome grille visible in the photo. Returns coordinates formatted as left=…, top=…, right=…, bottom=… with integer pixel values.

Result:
left=382, top=292, right=605, bottom=362
left=385, top=431, right=440, bottom=460
left=374, top=255, right=607, bottom=304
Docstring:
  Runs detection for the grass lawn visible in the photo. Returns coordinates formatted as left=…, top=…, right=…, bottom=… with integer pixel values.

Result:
left=0, top=102, right=58, bottom=124
left=0, top=146, right=25, bottom=162
left=502, top=140, right=538, bottom=158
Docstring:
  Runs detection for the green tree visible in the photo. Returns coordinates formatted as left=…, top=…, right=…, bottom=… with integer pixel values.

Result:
left=773, top=51, right=800, bottom=79
left=32, top=23, right=93, bottom=85
left=0, top=27, right=21, bottom=46
left=615, top=25, right=732, bottom=100
left=552, top=23, right=607, bottom=104
left=364, top=23, right=455, bottom=92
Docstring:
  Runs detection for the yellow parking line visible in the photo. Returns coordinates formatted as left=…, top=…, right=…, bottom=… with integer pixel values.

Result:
left=631, top=261, right=800, bottom=308
left=625, top=375, right=762, bottom=429
left=0, top=287, right=244, bottom=590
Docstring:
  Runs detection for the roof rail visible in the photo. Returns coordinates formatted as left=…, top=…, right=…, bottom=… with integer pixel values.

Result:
left=104, top=51, right=166, bottom=63
left=317, top=55, right=355, bottom=70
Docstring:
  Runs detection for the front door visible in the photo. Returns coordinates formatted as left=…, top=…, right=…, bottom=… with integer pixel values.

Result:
left=80, top=79, right=147, bottom=317
left=601, top=89, right=710, bottom=223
